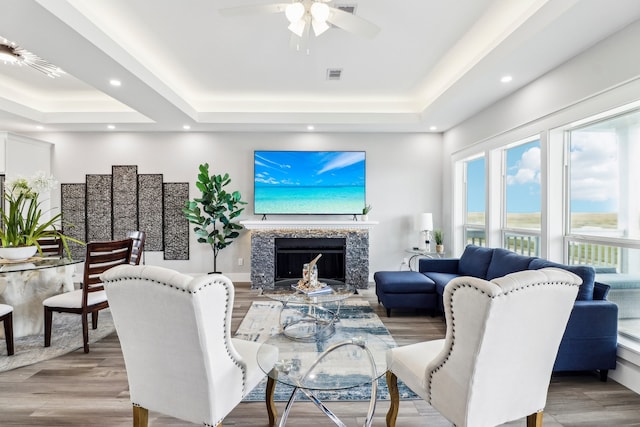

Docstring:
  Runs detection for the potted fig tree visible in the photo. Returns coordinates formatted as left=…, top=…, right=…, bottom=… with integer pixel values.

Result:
left=182, top=163, right=247, bottom=273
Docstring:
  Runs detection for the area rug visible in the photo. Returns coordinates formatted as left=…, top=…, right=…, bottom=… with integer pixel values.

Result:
left=0, top=310, right=115, bottom=372
left=235, top=299, right=418, bottom=401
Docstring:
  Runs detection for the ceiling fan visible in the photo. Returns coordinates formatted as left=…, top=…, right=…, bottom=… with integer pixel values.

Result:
left=219, top=1, right=380, bottom=50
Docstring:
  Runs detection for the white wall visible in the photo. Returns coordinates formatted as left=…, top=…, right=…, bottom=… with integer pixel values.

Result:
left=0, top=132, right=53, bottom=215
left=34, top=131, right=442, bottom=281
left=442, top=18, right=640, bottom=257
left=0, top=132, right=52, bottom=177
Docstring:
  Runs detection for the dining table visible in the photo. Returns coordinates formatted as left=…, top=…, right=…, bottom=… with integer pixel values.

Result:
left=0, top=257, right=82, bottom=337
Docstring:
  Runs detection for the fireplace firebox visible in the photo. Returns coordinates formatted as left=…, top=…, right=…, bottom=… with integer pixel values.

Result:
left=275, top=237, right=346, bottom=282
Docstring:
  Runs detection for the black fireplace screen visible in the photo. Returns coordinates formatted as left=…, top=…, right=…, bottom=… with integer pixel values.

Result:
left=274, top=237, right=346, bottom=282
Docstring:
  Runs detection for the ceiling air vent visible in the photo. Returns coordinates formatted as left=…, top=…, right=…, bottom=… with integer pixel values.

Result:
left=326, top=68, right=343, bottom=81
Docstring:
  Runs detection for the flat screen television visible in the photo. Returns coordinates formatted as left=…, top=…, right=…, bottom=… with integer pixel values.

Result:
left=254, top=150, right=366, bottom=215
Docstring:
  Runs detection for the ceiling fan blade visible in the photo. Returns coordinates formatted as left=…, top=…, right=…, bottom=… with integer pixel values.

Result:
left=327, top=7, right=380, bottom=39
left=219, top=3, right=289, bottom=16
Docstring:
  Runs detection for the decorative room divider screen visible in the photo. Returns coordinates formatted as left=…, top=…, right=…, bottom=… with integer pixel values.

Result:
left=60, top=165, right=189, bottom=261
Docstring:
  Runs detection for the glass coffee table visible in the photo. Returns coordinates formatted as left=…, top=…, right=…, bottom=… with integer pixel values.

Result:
left=261, top=279, right=355, bottom=341
left=257, top=328, right=392, bottom=427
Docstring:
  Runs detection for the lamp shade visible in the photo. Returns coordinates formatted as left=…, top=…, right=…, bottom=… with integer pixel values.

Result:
left=310, top=2, right=330, bottom=22
left=285, top=2, right=306, bottom=23
left=418, top=213, right=433, bottom=231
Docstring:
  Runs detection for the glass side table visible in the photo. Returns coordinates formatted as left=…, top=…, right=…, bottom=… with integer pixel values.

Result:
left=404, top=248, right=444, bottom=271
left=261, top=279, right=355, bottom=341
left=257, top=329, right=392, bottom=427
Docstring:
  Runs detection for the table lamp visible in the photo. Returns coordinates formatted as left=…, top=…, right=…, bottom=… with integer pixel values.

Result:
left=417, top=212, right=433, bottom=251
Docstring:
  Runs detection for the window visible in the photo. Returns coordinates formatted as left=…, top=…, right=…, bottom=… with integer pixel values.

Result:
left=503, top=139, right=541, bottom=256
left=505, top=140, right=541, bottom=230
left=464, top=156, right=486, bottom=246
left=566, top=108, right=640, bottom=343
left=568, top=109, right=640, bottom=240
left=453, top=101, right=640, bottom=344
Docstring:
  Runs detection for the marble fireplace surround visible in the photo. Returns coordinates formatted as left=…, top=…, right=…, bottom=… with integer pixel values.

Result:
left=241, top=220, right=377, bottom=289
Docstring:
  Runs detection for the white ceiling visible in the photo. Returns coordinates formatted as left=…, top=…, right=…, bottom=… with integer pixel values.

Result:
left=1, top=0, right=640, bottom=134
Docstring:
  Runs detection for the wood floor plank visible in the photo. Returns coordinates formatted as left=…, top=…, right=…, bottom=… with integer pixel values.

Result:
left=0, top=282, right=639, bottom=426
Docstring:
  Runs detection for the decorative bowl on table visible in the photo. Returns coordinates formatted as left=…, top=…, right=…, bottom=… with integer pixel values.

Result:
left=0, top=245, right=37, bottom=261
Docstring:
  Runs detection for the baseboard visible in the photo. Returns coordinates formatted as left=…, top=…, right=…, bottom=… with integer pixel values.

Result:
left=224, top=272, right=251, bottom=283
left=609, top=336, right=640, bottom=394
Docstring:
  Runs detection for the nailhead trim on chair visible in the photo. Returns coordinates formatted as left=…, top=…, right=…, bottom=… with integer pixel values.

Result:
left=110, top=275, right=247, bottom=427
left=426, top=280, right=576, bottom=403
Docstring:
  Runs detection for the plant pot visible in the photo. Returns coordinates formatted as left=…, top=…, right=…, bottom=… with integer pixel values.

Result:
left=0, top=245, right=37, bottom=261
left=436, top=244, right=444, bottom=255
left=361, top=214, right=369, bottom=221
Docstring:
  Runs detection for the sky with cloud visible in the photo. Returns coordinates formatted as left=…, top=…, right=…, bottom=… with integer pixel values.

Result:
left=254, top=151, right=365, bottom=187
left=506, top=141, right=541, bottom=213
left=467, top=136, right=618, bottom=215
left=570, top=131, right=618, bottom=212
left=466, top=141, right=542, bottom=213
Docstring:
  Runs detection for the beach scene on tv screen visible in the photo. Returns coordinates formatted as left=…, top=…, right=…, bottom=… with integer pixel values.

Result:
left=254, top=151, right=366, bottom=214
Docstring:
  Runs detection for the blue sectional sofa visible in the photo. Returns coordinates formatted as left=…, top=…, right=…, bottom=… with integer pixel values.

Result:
left=375, top=245, right=619, bottom=380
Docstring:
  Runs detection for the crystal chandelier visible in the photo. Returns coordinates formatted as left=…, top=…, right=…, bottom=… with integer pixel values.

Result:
left=0, top=36, right=65, bottom=78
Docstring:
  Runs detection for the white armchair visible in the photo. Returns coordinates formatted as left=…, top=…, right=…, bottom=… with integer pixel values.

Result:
left=385, top=268, right=581, bottom=427
left=102, top=265, right=278, bottom=427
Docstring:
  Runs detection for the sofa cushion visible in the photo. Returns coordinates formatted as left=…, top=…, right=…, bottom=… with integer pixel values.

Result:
left=373, top=271, right=436, bottom=293
left=458, top=245, right=494, bottom=279
left=418, top=258, right=459, bottom=274
left=423, top=272, right=460, bottom=294
left=528, top=258, right=595, bottom=300
left=485, top=248, right=536, bottom=281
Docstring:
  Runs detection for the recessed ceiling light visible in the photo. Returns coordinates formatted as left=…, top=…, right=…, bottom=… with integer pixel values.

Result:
left=35, top=125, right=43, bottom=130
left=107, top=124, right=115, bottom=130
left=501, top=75, right=513, bottom=83
left=429, top=126, right=437, bottom=131
left=109, top=79, right=121, bottom=87
left=307, top=125, right=315, bottom=131
left=183, top=125, right=191, bottom=130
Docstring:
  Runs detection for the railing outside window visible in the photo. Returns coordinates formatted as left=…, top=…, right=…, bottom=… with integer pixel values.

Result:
left=566, top=235, right=640, bottom=342
left=465, top=228, right=486, bottom=247
left=567, top=240, right=620, bottom=268
left=504, top=231, right=540, bottom=257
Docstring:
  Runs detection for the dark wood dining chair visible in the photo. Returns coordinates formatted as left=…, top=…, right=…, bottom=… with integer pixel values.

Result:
left=36, top=237, right=63, bottom=258
left=42, top=238, right=133, bottom=353
left=126, top=230, right=146, bottom=265
left=0, top=304, right=14, bottom=356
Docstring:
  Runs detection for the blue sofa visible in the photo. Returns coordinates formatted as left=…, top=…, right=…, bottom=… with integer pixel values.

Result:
left=420, top=245, right=619, bottom=380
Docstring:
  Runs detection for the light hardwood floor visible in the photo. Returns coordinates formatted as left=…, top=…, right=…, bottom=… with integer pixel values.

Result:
left=1, top=283, right=640, bottom=426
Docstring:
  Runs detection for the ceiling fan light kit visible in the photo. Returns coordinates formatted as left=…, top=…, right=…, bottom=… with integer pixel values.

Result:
left=288, top=17, right=308, bottom=37
left=285, top=2, right=305, bottom=23
left=310, top=2, right=330, bottom=21
left=286, top=1, right=332, bottom=37
left=220, top=1, right=380, bottom=48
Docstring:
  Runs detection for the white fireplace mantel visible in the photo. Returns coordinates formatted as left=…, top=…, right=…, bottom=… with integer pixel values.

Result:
left=241, top=220, right=378, bottom=230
